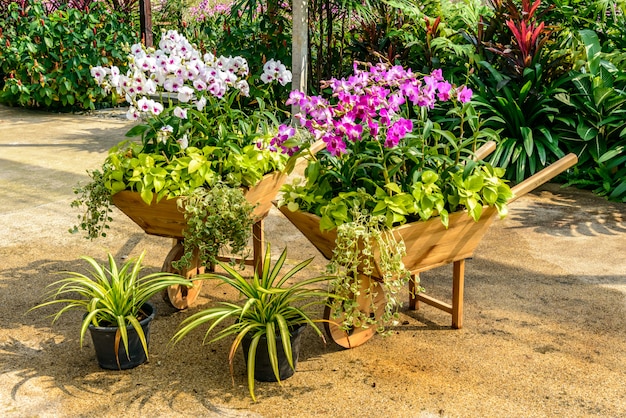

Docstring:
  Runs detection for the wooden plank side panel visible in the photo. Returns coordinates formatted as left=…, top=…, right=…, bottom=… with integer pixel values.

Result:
left=278, top=206, right=337, bottom=259
left=395, top=207, right=498, bottom=274
left=112, top=191, right=186, bottom=238
left=245, top=172, right=287, bottom=220
left=279, top=205, right=498, bottom=274
left=113, top=171, right=286, bottom=238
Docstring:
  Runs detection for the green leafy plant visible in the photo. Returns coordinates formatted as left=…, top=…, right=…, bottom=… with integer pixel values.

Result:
left=325, top=205, right=413, bottom=334
left=174, top=183, right=256, bottom=269
left=69, top=167, right=115, bottom=238
left=544, top=0, right=626, bottom=51
left=555, top=29, right=626, bottom=202
left=381, top=0, right=478, bottom=81
left=30, top=251, right=191, bottom=367
left=171, top=245, right=335, bottom=401
left=0, top=1, right=138, bottom=110
left=471, top=60, right=566, bottom=182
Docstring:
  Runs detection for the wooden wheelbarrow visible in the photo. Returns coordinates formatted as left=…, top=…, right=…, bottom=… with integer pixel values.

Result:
left=278, top=143, right=578, bottom=348
left=112, top=171, right=286, bottom=309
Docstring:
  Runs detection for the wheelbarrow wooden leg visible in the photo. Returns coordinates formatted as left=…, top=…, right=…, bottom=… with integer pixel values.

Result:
left=452, top=259, right=465, bottom=329
left=409, top=273, right=420, bottom=310
left=408, top=259, right=465, bottom=329
left=252, top=219, right=264, bottom=277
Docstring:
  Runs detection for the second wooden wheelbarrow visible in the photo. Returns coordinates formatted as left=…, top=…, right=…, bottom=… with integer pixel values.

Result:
left=279, top=145, right=578, bottom=348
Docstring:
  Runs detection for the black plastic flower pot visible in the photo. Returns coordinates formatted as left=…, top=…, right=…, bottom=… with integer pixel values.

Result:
left=242, top=323, right=306, bottom=382
left=87, top=302, right=156, bottom=370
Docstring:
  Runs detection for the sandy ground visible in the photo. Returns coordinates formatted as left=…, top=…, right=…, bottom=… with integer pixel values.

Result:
left=0, top=104, right=625, bottom=417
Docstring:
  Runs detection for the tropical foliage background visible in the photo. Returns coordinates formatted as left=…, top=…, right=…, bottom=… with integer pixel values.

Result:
left=1, top=0, right=625, bottom=202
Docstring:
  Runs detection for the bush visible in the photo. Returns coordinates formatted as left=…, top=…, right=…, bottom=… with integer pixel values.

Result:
left=0, top=0, right=139, bottom=110
left=555, top=29, right=626, bottom=202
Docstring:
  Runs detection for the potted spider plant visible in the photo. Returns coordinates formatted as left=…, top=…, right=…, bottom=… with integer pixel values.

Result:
left=171, top=244, right=337, bottom=401
left=31, top=251, right=192, bottom=370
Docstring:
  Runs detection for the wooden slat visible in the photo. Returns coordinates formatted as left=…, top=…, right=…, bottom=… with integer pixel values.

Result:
left=245, top=172, right=287, bottom=221
left=277, top=208, right=337, bottom=259
left=509, top=153, right=578, bottom=203
left=473, top=140, right=496, bottom=161
left=392, top=207, right=497, bottom=274
left=112, top=191, right=185, bottom=238
left=413, top=293, right=453, bottom=314
left=451, top=259, right=465, bottom=329
left=112, top=171, right=287, bottom=238
left=278, top=205, right=497, bottom=274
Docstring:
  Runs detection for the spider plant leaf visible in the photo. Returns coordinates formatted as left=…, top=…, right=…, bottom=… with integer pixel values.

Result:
left=265, top=322, right=280, bottom=384
left=126, top=314, right=148, bottom=361
left=245, top=335, right=260, bottom=402
left=275, top=314, right=294, bottom=371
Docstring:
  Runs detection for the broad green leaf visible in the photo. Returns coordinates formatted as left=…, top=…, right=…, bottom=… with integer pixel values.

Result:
left=385, top=182, right=402, bottom=194
left=466, top=175, right=484, bottom=192
left=521, top=127, right=534, bottom=157
left=188, top=158, right=202, bottom=173
left=576, top=124, right=598, bottom=141
left=140, top=188, right=153, bottom=205
left=125, top=124, right=150, bottom=137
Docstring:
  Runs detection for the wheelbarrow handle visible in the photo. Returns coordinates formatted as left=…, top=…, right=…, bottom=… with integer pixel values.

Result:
left=509, top=153, right=578, bottom=203
left=473, top=141, right=497, bottom=161
left=310, top=139, right=327, bottom=155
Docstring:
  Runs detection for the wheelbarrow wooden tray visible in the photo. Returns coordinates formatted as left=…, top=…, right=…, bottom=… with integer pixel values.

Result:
left=112, top=171, right=286, bottom=239
left=277, top=153, right=578, bottom=347
left=278, top=205, right=499, bottom=276
left=111, top=171, right=286, bottom=310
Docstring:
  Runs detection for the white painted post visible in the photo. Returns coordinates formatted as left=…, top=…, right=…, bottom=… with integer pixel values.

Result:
left=292, top=0, right=308, bottom=103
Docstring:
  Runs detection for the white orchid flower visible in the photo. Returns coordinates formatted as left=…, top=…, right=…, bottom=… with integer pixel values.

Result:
left=174, top=106, right=188, bottom=119
left=177, top=86, right=195, bottom=103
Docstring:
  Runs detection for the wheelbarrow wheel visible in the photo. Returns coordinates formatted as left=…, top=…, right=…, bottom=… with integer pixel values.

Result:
left=161, top=241, right=205, bottom=310
left=323, top=275, right=386, bottom=349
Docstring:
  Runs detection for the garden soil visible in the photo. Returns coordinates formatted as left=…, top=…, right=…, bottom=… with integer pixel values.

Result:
left=1, top=104, right=625, bottom=418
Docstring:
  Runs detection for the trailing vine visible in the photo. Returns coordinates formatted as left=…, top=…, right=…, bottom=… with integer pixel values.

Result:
left=69, top=168, right=114, bottom=239
left=173, top=183, right=256, bottom=270
left=325, top=204, right=419, bottom=334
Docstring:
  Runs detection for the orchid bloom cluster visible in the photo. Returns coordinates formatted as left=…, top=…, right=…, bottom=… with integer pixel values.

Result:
left=260, top=59, right=293, bottom=86
left=90, top=30, right=293, bottom=152
left=286, top=63, right=472, bottom=157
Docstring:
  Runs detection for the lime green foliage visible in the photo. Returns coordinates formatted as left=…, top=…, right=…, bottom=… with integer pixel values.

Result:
left=171, top=245, right=335, bottom=401
left=99, top=136, right=288, bottom=206
left=31, top=252, right=191, bottom=367
left=0, top=1, right=137, bottom=110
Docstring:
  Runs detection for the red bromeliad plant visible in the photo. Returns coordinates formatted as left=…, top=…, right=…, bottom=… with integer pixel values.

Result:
left=484, top=0, right=555, bottom=78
